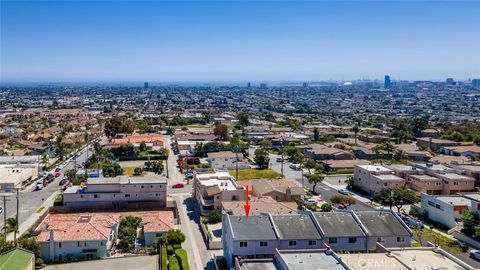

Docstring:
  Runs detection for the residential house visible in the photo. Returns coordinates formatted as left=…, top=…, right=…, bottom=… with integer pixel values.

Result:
left=249, top=179, right=305, bottom=202
left=207, top=151, right=247, bottom=170
left=442, top=145, right=480, bottom=161
left=353, top=165, right=404, bottom=195
left=419, top=193, right=472, bottom=229
left=416, top=137, right=460, bottom=152
left=406, top=174, right=443, bottom=195
left=0, top=248, right=35, bottom=270
left=222, top=197, right=298, bottom=216
left=193, top=171, right=245, bottom=215
left=272, top=214, right=323, bottom=250
left=140, top=211, right=175, bottom=247
left=301, top=144, right=354, bottom=161
left=61, top=175, right=167, bottom=211
left=107, top=134, right=164, bottom=150
left=37, top=213, right=119, bottom=262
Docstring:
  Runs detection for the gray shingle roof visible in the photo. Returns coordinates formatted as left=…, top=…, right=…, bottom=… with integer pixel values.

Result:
left=355, top=211, right=411, bottom=237
left=229, top=215, right=277, bottom=241
left=272, top=214, right=321, bottom=240
left=313, top=212, right=366, bottom=237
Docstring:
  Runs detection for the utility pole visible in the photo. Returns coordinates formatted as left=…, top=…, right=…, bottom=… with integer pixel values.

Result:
left=235, top=146, right=240, bottom=181
left=281, top=137, right=285, bottom=178
left=15, top=187, right=19, bottom=243
left=3, top=195, right=6, bottom=241
left=389, top=189, right=394, bottom=210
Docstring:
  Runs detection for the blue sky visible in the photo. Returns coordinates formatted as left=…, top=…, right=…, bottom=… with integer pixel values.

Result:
left=1, top=1, right=479, bottom=83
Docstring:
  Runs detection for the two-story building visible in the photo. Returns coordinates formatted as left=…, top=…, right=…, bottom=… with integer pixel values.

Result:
left=353, top=165, right=404, bottom=195
left=61, top=176, right=167, bottom=211
left=193, top=171, right=245, bottom=215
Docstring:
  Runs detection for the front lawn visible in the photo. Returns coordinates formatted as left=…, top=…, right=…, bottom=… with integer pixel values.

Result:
left=228, top=169, right=282, bottom=180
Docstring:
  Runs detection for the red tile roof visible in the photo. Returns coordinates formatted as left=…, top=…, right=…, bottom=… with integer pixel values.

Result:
left=111, top=134, right=164, bottom=145
left=141, top=211, right=174, bottom=233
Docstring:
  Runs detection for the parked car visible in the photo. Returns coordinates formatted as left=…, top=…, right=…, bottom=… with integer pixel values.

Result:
left=338, top=188, right=349, bottom=195
left=54, top=167, right=61, bottom=172
left=172, top=183, right=185, bottom=189
left=470, top=250, right=480, bottom=261
left=401, top=215, right=424, bottom=229
left=54, top=172, right=61, bottom=178
left=45, top=173, right=54, bottom=181
left=34, top=184, right=43, bottom=191
left=289, top=163, right=301, bottom=170
left=276, top=157, right=282, bottom=162
left=186, top=172, right=194, bottom=179
left=59, top=177, right=68, bottom=185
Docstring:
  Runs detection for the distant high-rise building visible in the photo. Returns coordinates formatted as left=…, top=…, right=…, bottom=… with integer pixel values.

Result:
left=144, top=82, right=149, bottom=89
left=472, top=79, right=480, bottom=88
left=302, top=82, right=308, bottom=88
left=247, top=82, right=251, bottom=88
left=384, top=75, right=391, bottom=89
left=260, top=83, right=267, bottom=89
left=446, top=78, right=455, bottom=85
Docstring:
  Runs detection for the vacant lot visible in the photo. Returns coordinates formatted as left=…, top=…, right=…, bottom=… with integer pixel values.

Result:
left=229, top=169, right=282, bottom=181
left=45, top=255, right=158, bottom=270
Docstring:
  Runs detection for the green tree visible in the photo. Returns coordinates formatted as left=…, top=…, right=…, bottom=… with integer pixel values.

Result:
left=5, top=217, right=18, bottom=242
left=303, top=159, right=316, bottom=174
left=208, top=209, right=222, bottom=224
left=214, top=124, right=229, bottom=141
left=352, top=125, right=360, bottom=145
left=313, top=127, right=320, bottom=142
left=117, top=216, right=142, bottom=252
left=259, top=139, right=272, bottom=150
left=166, top=229, right=186, bottom=245
left=374, top=187, right=419, bottom=212
left=104, top=116, right=136, bottom=138
left=330, top=195, right=356, bottom=209
left=237, top=112, right=249, bottom=127
left=254, top=148, right=270, bottom=169
left=139, top=142, right=148, bottom=152
left=306, top=173, right=324, bottom=193
left=320, top=203, right=333, bottom=212
left=462, top=211, right=478, bottom=236
left=133, top=167, right=143, bottom=175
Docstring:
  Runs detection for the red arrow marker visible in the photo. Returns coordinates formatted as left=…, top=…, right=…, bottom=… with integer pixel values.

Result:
left=244, top=185, right=250, bottom=219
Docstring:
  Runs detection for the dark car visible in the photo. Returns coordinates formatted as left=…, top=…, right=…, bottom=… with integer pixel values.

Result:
left=54, top=167, right=61, bottom=172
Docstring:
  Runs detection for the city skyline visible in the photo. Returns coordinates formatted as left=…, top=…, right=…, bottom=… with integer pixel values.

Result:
left=1, top=1, right=479, bottom=82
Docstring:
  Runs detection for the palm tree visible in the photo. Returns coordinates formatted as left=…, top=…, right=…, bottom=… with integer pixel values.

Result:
left=6, top=217, right=18, bottom=242
left=352, top=125, right=359, bottom=145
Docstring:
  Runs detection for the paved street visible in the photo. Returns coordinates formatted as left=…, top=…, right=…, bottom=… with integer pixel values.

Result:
left=256, top=148, right=374, bottom=211
left=174, top=194, right=216, bottom=270
left=0, top=142, right=94, bottom=231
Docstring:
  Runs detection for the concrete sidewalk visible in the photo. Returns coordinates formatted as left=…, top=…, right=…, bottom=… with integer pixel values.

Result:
left=6, top=190, right=59, bottom=241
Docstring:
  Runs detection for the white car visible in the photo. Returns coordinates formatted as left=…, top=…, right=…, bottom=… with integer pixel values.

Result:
left=34, top=183, right=43, bottom=191
left=338, top=188, right=350, bottom=195
left=289, top=163, right=301, bottom=170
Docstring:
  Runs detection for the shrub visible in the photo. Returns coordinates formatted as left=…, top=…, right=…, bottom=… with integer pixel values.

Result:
left=172, top=244, right=182, bottom=250
left=168, top=256, right=180, bottom=270
left=208, top=209, right=222, bottom=224
left=175, top=248, right=190, bottom=270
left=133, top=167, right=143, bottom=175
left=161, top=246, right=167, bottom=270
left=320, top=203, right=333, bottom=212
left=167, top=245, right=174, bottom=255
left=166, top=229, right=186, bottom=245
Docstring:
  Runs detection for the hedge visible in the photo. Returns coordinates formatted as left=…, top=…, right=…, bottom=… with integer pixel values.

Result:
left=167, top=245, right=174, bottom=255
left=161, top=246, right=168, bottom=270
left=175, top=248, right=190, bottom=270
left=168, top=256, right=180, bottom=270
left=117, top=155, right=167, bottom=161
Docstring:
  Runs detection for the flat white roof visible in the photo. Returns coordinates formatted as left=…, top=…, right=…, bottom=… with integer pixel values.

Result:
left=436, top=196, right=472, bottom=206
left=441, top=173, right=474, bottom=180
left=357, top=165, right=392, bottom=172
left=373, top=174, right=404, bottom=181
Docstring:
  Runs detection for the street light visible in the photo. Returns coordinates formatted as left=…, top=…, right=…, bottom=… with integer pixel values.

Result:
left=280, top=136, right=285, bottom=178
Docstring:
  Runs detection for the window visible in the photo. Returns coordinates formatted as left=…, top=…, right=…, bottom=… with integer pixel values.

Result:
left=453, top=182, right=458, bottom=186
left=59, top=242, right=62, bottom=248
left=101, top=241, right=104, bottom=246
left=308, top=240, right=316, bottom=246
left=77, top=241, right=80, bottom=247
left=348, top=237, right=357, bottom=243
left=159, top=185, right=163, bottom=188
left=377, top=237, right=385, bottom=243
left=94, top=194, right=99, bottom=198
left=397, top=237, right=405, bottom=242
left=232, top=195, right=239, bottom=201
left=155, top=193, right=159, bottom=196
left=141, top=185, right=144, bottom=188
left=125, top=194, right=131, bottom=198
left=329, top=238, right=337, bottom=244
left=240, top=242, right=248, bottom=247
left=80, top=195, right=84, bottom=198
left=84, top=242, right=87, bottom=246
left=113, top=194, right=116, bottom=197
left=428, top=200, right=435, bottom=207
left=288, top=240, right=297, bottom=246
left=260, top=241, right=268, bottom=247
